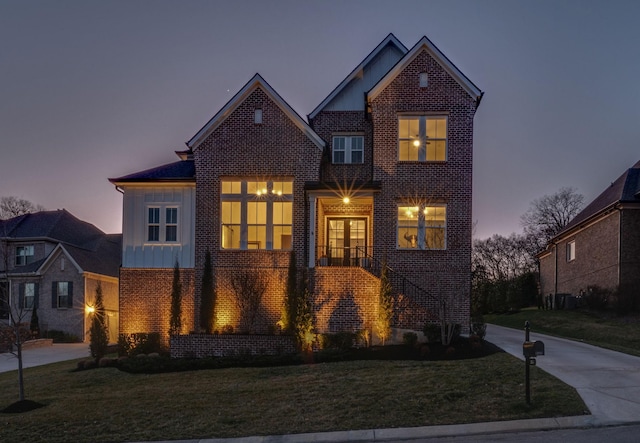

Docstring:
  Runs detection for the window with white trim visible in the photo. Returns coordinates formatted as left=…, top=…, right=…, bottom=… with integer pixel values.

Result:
left=15, top=245, right=35, bottom=266
left=397, top=204, right=446, bottom=250
left=221, top=179, right=293, bottom=250
left=332, top=135, right=364, bottom=164
left=146, top=206, right=179, bottom=243
left=398, top=116, right=447, bottom=162
left=567, top=240, right=576, bottom=262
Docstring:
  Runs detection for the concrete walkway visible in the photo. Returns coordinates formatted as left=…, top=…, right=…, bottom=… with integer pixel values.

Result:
left=0, top=342, right=89, bottom=373
left=487, top=323, right=640, bottom=423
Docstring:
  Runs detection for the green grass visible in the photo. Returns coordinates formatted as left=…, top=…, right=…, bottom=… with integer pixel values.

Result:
left=0, top=352, right=586, bottom=443
left=486, top=308, right=640, bottom=357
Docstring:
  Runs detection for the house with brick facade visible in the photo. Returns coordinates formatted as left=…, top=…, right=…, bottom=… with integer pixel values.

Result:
left=0, top=210, right=121, bottom=342
left=109, top=34, right=483, bottom=350
left=538, top=160, right=640, bottom=309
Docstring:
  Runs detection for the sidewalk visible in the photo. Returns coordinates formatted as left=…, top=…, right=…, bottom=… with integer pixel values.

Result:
left=0, top=342, right=89, bottom=373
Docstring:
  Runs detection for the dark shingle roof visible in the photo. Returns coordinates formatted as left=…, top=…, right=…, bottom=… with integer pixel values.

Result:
left=1, top=210, right=122, bottom=277
left=1, top=209, right=104, bottom=248
left=63, top=234, right=122, bottom=277
left=109, top=160, right=195, bottom=183
left=560, top=160, right=640, bottom=235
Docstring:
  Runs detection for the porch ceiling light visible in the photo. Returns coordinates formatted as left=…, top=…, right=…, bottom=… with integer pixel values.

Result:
left=413, top=139, right=420, bottom=147
left=343, top=197, right=350, bottom=204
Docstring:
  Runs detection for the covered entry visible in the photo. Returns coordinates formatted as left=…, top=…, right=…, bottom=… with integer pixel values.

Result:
left=307, top=187, right=377, bottom=268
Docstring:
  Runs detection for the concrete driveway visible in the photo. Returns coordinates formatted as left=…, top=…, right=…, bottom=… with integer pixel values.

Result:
left=487, top=324, right=640, bottom=423
left=0, top=343, right=89, bottom=374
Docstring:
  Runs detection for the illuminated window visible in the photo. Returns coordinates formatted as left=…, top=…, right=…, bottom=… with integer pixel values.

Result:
left=567, top=240, right=576, bottom=262
left=15, top=245, right=34, bottom=266
left=221, top=179, right=293, bottom=250
left=146, top=206, right=179, bottom=243
left=333, top=135, right=364, bottom=164
left=397, top=204, right=446, bottom=250
left=398, top=116, right=447, bottom=162
left=53, top=281, right=72, bottom=309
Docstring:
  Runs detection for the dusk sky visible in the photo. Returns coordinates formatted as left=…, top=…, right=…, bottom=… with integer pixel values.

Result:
left=1, top=0, right=639, bottom=240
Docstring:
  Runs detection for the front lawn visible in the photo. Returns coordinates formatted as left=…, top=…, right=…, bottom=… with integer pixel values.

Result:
left=0, top=348, right=586, bottom=443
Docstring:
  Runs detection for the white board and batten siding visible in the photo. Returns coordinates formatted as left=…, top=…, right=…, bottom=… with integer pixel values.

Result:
left=121, top=185, right=195, bottom=268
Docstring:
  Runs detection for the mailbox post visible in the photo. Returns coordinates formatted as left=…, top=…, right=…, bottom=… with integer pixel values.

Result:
left=523, top=321, right=545, bottom=405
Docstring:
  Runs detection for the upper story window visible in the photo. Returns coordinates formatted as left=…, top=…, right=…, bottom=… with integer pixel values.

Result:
left=147, top=206, right=179, bottom=243
left=567, top=240, right=576, bottom=262
left=397, top=204, right=446, bottom=250
left=332, top=135, right=364, bottom=164
left=398, top=116, right=447, bottom=162
left=221, top=179, right=293, bottom=250
left=15, top=245, right=35, bottom=266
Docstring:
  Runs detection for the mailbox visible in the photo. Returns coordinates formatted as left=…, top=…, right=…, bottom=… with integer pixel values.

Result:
left=523, top=340, right=545, bottom=358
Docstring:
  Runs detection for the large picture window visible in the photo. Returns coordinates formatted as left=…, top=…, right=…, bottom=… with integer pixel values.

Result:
left=332, top=135, right=364, bottom=164
left=221, top=179, right=293, bottom=250
left=146, top=206, right=179, bottom=243
left=398, top=116, right=447, bottom=162
left=397, top=204, right=446, bottom=250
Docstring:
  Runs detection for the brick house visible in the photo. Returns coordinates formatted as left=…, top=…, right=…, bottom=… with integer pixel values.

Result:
left=0, top=210, right=121, bottom=342
left=538, top=160, right=640, bottom=307
left=109, top=34, right=483, bottom=348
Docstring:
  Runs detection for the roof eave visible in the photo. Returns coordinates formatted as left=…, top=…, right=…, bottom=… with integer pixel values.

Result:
left=308, top=33, right=408, bottom=120
left=368, top=36, right=482, bottom=103
left=186, top=74, right=325, bottom=151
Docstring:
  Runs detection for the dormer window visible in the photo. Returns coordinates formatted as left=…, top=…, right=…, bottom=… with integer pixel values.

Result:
left=15, top=245, right=34, bottom=266
left=332, top=135, right=364, bottom=164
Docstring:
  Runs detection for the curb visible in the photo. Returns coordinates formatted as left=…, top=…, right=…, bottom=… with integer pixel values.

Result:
left=130, top=415, right=627, bottom=443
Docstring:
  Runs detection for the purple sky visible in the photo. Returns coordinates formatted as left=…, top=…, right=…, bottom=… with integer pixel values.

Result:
left=2, top=0, right=639, bottom=239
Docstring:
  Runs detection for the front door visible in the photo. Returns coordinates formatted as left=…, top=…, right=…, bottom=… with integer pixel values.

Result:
left=327, top=218, right=367, bottom=266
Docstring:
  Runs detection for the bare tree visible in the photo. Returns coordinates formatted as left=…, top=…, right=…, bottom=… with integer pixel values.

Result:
left=0, top=235, right=32, bottom=402
left=0, top=196, right=45, bottom=220
left=521, top=187, right=584, bottom=251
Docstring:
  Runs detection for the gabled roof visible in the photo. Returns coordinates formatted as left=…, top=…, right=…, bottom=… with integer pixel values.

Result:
left=557, top=160, right=640, bottom=237
left=187, top=73, right=325, bottom=150
left=0, top=209, right=105, bottom=249
left=39, top=237, right=122, bottom=278
left=1, top=210, right=122, bottom=278
left=308, top=33, right=408, bottom=120
left=368, top=35, right=483, bottom=104
left=109, top=160, right=195, bottom=184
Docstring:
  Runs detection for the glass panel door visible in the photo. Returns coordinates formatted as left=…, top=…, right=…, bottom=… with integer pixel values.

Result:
left=327, top=218, right=367, bottom=266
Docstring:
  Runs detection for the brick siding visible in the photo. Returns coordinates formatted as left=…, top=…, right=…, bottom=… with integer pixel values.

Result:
left=119, top=268, right=195, bottom=344
left=171, top=333, right=296, bottom=358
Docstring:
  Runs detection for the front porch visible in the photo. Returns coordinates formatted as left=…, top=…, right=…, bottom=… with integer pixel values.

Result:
left=306, top=185, right=378, bottom=269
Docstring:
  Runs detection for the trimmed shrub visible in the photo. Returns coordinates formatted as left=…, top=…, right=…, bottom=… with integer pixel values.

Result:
left=402, top=332, right=418, bottom=348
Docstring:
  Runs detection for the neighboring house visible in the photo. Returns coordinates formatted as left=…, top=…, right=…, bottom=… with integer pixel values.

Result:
left=110, top=34, right=483, bottom=344
left=538, top=160, right=640, bottom=307
left=0, top=210, right=121, bottom=343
